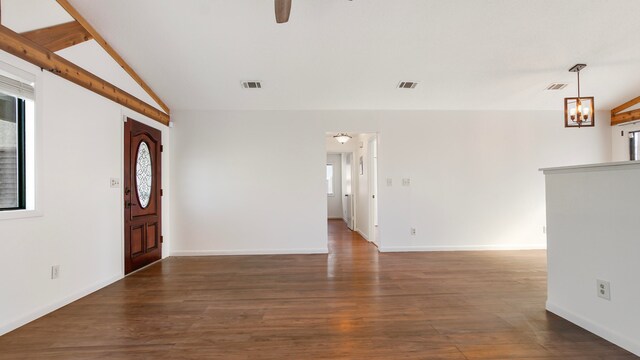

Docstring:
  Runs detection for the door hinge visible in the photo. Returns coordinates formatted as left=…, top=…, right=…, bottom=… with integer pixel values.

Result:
left=161, top=236, right=164, bottom=243
left=160, top=145, right=164, bottom=152
left=160, top=189, right=164, bottom=196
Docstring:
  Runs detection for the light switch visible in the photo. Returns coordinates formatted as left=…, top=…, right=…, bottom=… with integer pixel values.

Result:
left=386, top=178, right=393, bottom=186
left=110, top=178, right=120, bottom=188
left=402, top=178, right=411, bottom=187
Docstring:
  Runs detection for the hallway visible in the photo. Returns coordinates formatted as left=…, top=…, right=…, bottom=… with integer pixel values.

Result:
left=328, top=218, right=378, bottom=256
left=0, top=221, right=635, bottom=359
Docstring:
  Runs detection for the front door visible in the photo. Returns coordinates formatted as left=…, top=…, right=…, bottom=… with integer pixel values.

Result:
left=124, top=118, right=162, bottom=274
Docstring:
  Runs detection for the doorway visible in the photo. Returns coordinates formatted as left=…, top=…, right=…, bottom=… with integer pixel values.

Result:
left=326, top=151, right=355, bottom=230
left=124, top=118, right=162, bottom=274
left=325, top=132, right=379, bottom=252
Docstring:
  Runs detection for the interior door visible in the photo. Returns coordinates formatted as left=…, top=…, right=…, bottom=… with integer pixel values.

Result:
left=124, top=118, right=162, bottom=274
left=368, top=137, right=378, bottom=245
left=342, top=153, right=355, bottom=230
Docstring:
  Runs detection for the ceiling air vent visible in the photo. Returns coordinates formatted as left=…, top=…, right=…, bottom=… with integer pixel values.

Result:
left=241, top=81, right=262, bottom=89
left=398, top=81, right=418, bottom=89
left=545, top=83, right=568, bottom=90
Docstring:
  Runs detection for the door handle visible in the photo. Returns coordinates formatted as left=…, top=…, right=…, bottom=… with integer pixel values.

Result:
left=345, top=194, right=349, bottom=197
left=125, top=201, right=137, bottom=208
left=124, top=187, right=131, bottom=195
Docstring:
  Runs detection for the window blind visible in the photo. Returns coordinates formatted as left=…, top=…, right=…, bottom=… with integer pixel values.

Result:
left=0, top=74, right=34, bottom=101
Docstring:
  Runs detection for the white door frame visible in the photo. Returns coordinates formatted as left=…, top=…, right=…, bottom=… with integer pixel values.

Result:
left=325, top=131, right=380, bottom=251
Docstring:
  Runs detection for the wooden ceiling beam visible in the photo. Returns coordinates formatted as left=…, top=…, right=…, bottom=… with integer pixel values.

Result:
left=611, top=95, right=640, bottom=126
left=611, top=96, right=640, bottom=116
left=21, top=21, right=92, bottom=52
left=611, top=108, right=640, bottom=126
left=56, top=0, right=170, bottom=115
left=0, top=25, right=169, bottom=125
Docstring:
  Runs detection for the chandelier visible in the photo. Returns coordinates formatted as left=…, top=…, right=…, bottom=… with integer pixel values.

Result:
left=564, top=64, right=595, bottom=128
left=333, top=133, right=352, bottom=144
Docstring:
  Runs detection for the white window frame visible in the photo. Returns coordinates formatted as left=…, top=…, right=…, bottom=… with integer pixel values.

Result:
left=630, top=130, right=640, bottom=161
left=326, top=163, right=334, bottom=196
left=0, top=57, right=42, bottom=220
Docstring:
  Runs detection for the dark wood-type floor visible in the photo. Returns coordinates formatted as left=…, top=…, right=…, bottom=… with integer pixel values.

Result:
left=0, top=219, right=636, bottom=359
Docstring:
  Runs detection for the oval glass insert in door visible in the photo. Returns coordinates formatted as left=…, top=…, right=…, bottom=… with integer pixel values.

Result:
left=135, top=141, right=153, bottom=208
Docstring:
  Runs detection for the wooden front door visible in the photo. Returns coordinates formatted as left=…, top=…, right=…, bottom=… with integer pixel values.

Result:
left=124, top=118, right=162, bottom=274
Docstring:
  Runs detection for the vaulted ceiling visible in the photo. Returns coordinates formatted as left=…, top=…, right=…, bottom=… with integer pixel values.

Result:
left=4, top=0, right=640, bottom=112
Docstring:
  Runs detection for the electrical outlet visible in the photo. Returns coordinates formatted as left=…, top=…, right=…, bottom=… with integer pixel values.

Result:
left=51, top=265, right=60, bottom=280
left=110, top=178, right=120, bottom=188
left=410, top=228, right=416, bottom=235
left=402, top=178, right=411, bottom=187
left=597, top=279, right=610, bottom=300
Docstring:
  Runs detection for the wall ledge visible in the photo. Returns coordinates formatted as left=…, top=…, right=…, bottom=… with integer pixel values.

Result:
left=546, top=301, right=640, bottom=357
left=540, top=161, right=640, bottom=175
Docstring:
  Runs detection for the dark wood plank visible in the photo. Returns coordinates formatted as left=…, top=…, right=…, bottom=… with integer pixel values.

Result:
left=20, top=21, right=92, bottom=52
left=0, top=220, right=636, bottom=359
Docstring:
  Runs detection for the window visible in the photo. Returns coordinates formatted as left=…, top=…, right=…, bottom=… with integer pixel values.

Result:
left=630, top=131, right=640, bottom=161
left=0, top=94, right=25, bottom=210
left=0, top=72, right=34, bottom=211
left=326, top=164, right=334, bottom=196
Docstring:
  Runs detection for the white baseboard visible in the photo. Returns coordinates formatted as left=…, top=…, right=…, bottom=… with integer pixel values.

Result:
left=172, top=248, right=328, bottom=256
left=355, top=228, right=369, bottom=241
left=0, top=274, right=122, bottom=336
left=546, top=301, right=640, bottom=356
left=379, top=243, right=547, bottom=252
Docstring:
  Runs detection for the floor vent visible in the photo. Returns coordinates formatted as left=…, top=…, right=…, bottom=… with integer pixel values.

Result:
left=241, top=81, right=262, bottom=89
left=546, top=83, right=568, bottom=90
left=398, top=81, right=418, bottom=89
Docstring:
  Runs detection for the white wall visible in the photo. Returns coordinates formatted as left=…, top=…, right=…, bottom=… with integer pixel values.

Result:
left=170, top=109, right=611, bottom=255
left=543, top=162, right=640, bottom=356
left=0, top=51, right=171, bottom=335
left=170, top=111, right=333, bottom=256
left=326, top=154, right=343, bottom=219
left=378, top=111, right=611, bottom=251
left=611, top=122, right=640, bottom=161
left=355, top=134, right=373, bottom=240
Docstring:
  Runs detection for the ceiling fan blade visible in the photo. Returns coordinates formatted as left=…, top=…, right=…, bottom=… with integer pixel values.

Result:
left=275, top=0, right=292, bottom=23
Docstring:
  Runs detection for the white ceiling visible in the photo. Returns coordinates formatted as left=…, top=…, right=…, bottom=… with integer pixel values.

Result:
left=11, top=1, right=640, bottom=111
